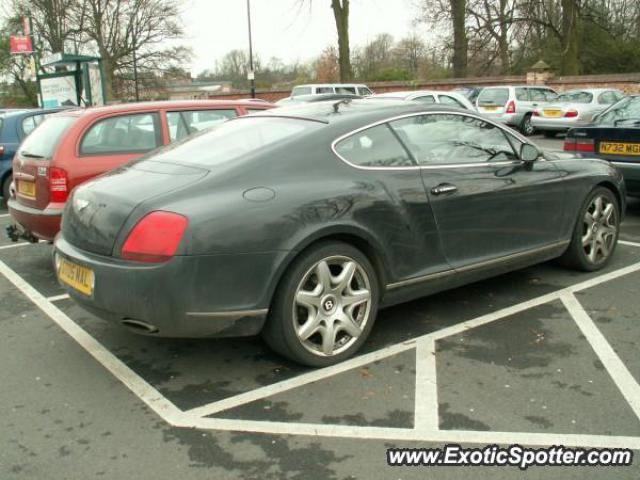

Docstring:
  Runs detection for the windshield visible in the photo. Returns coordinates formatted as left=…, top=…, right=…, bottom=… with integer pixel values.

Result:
left=477, top=88, right=509, bottom=106
left=596, top=96, right=640, bottom=125
left=557, top=91, right=593, bottom=104
left=18, top=115, right=76, bottom=159
left=291, top=86, right=312, bottom=97
left=149, top=116, right=323, bottom=167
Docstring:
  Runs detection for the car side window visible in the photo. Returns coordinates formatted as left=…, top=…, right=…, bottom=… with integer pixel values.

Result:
left=515, top=88, right=529, bottom=101
left=316, top=87, right=334, bottom=94
left=336, top=87, right=356, bottom=94
left=334, top=124, right=414, bottom=168
left=439, top=95, right=466, bottom=109
left=529, top=88, right=548, bottom=102
left=359, top=87, right=373, bottom=96
left=389, top=114, right=518, bottom=166
left=80, top=113, right=161, bottom=155
left=414, top=95, right=435, bottom=104
left=167, top=109, right=237, bottom=142
left=21, top=113, right=49, bottom=136
left=598, top=91, right=617, bottom=105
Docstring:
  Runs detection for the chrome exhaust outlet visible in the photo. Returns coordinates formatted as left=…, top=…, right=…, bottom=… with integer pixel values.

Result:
left=121, top=318, right=159, bottom=334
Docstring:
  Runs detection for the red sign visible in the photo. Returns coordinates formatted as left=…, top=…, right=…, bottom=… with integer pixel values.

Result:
left=10, top=35, right=33, bottom=55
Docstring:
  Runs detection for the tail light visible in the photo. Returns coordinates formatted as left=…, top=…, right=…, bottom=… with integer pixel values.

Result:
left=506, top=100, right=516, bottom=114
left=49, top=167, right=69, bottom=202
left=0, top=145, right=4, bottom=157
left=564, top=137, right=594, bottom=152
left=121, top=211, right=188, bottom=263
left=532, top=110, right=539, bottom=117
left=564, top=110, right=579, bottom=118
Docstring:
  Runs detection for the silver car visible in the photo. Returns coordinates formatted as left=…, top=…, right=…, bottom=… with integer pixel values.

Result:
left=475, top=85, right=558, bottom=135
left=531, top=88, right=625, bottom=137
left=370, top=90, right=476, bottom=111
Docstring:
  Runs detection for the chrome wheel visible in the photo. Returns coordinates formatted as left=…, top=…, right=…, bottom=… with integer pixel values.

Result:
left=582, top=194, right=618, bottom=264
left=293, top=255, right=372, bottom=357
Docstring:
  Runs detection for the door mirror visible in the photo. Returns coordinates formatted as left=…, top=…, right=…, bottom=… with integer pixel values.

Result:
left=520, top=143, right=540, bottom=162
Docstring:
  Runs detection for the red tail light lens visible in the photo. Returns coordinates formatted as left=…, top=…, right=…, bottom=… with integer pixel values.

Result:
left=121, top=211, right=188, bottom=263
left=49, top=167, right=69, bottom=202
left=506, top=100, right=516, bottom=114
left=564, top=110, right=579, bottom=118
left=564, top=138, right=576, bottom=151
left=576, top=138, right=594, bottom=152
left=532, top=110, right=539, bottom=116
left=0, top=145, right=5, bottom=157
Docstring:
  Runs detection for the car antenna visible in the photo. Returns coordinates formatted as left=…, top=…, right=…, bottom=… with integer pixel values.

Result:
left=332, top=98, right=352, bottom=113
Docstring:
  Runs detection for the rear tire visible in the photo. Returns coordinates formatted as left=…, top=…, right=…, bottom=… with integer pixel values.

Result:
left=2, top=174, right=11, bottom=204
left=262, top=241, right=379, bottom=367
left=560, top=187, right=620, bottom=272
left=520, top=114, right=535, bottom=136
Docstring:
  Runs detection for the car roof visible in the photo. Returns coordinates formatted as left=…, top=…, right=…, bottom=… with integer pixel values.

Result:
left=53, top=99, right=273, bottom=118
left=252, top=99, right=471, bottom=125
left=294, top=83, right=367, bottom=88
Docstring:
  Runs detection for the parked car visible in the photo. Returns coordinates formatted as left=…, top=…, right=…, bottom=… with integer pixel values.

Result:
left=53, top=100, right=624, bottom=367
left=476, top=85, right=558, bottom=135
left=276, top=93, right=362, bottom=107
left=564, top=94, right=640, bottom=196
left=290, top=83, right=373, bottom=98
left=369, top=90, right=476, bottom=110
left=452, top=86, right=483, bottom=103
left=532, top=89, right=624, bottom=137
left=6, top=100, right=273, bottom=242
left=1, top=107, right=67, bottom=202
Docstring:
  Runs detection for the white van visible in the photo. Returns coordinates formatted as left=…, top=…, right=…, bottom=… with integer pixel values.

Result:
left=290, top=84, right=374, bottom=97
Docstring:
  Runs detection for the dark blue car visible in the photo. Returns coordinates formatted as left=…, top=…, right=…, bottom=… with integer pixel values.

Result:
left=565, top=95, right=640, bottom=196
left=1, top=108, right=66, bottom=201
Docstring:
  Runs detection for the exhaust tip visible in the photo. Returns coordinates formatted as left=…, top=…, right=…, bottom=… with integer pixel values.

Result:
left=121, top=318, right=159, bottom=334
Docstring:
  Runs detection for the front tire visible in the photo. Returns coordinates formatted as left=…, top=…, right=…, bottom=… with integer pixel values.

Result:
left=560, top=187, right=620, bottom=271
left=262, top=241, right=379, bottom=367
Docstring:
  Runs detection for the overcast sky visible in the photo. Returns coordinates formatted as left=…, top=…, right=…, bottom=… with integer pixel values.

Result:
left=181, top=0, right=419, bottom=74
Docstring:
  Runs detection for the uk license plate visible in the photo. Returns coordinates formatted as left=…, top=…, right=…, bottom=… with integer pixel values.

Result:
left=18, top=180, right=36, bottom=197
left=482, top=106, right=499, bottom=112
left=543, top=109, right=562, bottom=117
left=599, top=142, right=640, bottom=156
left=57, top=257, right=94, bottom=296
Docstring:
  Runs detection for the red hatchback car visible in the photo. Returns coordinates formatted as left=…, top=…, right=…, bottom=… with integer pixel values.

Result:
left=7, top=100, right=272, bottom=242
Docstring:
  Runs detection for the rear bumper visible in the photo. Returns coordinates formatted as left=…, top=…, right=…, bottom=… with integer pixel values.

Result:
left=531, top=118, right=589, bottom=131
left=611, top=161, right=640, bottom=197
left=53, top=236, right=287, bottom=338
left=7, top=199, right=62, bottom=241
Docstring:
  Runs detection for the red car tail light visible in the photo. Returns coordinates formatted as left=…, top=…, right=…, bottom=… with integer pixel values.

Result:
left=564, top=110, right=579, bottom=118
left=506, top=100, right=516, bottom=114
left=576, top=138, right=594, bottom=152
left=49, top=167, right=69, bottom=202
left=0, top=145, right=5, bottom=156
left=564, top=137, right=576, bottom=151
left=532, top=110, right=539, bottom=116
left=121, top=211, right=188, bottom=263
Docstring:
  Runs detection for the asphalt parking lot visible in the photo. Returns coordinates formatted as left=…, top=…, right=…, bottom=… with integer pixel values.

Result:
left=2, top=135, right=640, bottom=479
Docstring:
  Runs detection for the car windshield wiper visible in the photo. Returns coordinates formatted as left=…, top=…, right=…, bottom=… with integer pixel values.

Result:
left=20, top=151, right=45, bottom=159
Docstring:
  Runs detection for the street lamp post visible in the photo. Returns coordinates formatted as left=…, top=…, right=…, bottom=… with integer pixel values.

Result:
left=246, top=0, right=255, bottom=98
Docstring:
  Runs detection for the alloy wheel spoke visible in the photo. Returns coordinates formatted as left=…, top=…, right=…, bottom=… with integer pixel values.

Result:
left=296, top=284, right=322, bottom=309
left=582, top=229, right=593, bottom=247
left=320, top=324, right=338, bottom=355
left=338, top=312, right=362, bottom=338
left=297, top=312, right=322, bottom=341
left=342, top=288, right=371, bottom=307
left=335, top=261, right=356, bottom=292
left=588, top=239, right=598, bottom=262
left=315, top=260, right=333, bottom=293
left=599, top=239, right=610, bottom=257
left=603, top=203, right=614, bottom=223
left=593, top=197, right=604, bottom=220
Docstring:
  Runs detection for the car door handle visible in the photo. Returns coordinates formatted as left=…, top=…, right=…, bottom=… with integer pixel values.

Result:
left=431, top=183, right=458, bottom=195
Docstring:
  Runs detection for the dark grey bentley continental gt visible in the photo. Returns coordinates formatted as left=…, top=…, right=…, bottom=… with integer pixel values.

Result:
left=54, top=100, right=625, bottom=366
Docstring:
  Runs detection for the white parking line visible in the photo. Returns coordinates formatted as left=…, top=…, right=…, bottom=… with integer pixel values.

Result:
left=0, top=259, right=184, bottom=424
left=561, top=293, right=640, bottom=421
left=0, top=213, right=10, bottom=218
left=0, top=243, right=30, bottom=250
left=46, top=293, right=70, bottom=302
left=413, top=338, right=439, bottom=431
left=619, top=240, right=640, bottom=248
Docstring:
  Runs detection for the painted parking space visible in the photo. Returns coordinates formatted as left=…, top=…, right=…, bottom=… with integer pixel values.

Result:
left=1, top=215, right=640, bottom=455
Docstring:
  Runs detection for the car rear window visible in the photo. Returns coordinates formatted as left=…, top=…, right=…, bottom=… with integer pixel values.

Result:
left=478, top=88, right=509, bottom=106
left=150, top=117, right=323, bottom=167
left=18, top=115, right=76, bottom=159
left=557, top=91, right=593, bottom=104
left=596, top=96, right=640, bottom=125
left=292, top=87, right=312, bottom=97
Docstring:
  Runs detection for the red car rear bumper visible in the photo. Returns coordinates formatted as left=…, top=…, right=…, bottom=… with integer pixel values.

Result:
left=7, top=199, right=62, bottom=241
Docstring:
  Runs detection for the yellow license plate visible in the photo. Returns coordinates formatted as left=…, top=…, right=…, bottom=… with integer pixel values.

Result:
left=482, top=106, right=499, bottom=112
left=543, top=109, right=562, bottom=117
left=599, top=142, right=640, bottom=156
left=18, top=180, right=36, bottom=197
left=57, top=257, right=94, bottom=296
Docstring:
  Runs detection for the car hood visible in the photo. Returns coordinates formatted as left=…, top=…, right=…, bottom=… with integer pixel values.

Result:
left=62, top=160, right=208, bottom=256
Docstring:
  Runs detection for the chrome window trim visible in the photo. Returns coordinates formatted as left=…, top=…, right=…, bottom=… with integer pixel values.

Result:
left=330, top=109, right=535, bottom=171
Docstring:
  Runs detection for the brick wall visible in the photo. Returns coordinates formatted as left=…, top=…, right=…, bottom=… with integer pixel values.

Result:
left=206, top=72, right=640, bottom=102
